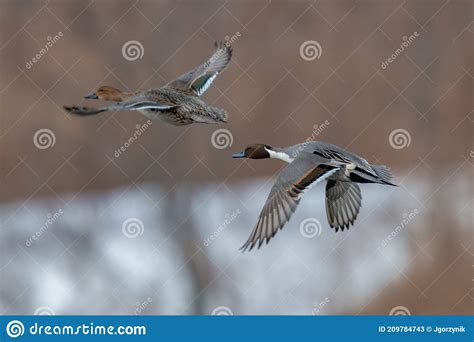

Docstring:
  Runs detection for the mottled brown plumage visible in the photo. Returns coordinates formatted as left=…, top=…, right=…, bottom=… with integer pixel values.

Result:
left=64, top=42, right=232, bottom=126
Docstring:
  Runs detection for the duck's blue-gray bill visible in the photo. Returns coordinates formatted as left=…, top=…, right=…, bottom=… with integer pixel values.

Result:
left=232, top=151, right=246, bottom=158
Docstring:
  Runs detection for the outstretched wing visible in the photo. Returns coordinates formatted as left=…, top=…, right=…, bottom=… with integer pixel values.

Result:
left=165, top=42, right=232, bottom=96
left=325, top=181, right=362, bottom=231
left=241, top=158, right=339, bottom=252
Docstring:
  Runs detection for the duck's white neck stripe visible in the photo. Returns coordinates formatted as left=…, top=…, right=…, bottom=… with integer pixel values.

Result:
left=266, top=148, right=294, bottom=163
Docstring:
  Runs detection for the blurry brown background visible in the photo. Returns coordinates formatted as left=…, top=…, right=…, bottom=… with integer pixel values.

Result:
left=0, top=0, right=472, bottom=315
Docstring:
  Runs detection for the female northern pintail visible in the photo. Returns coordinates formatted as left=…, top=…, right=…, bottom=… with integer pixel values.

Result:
left=64, top=42, right=232, bottom=125
left=232, top=142, right=396, bottom=252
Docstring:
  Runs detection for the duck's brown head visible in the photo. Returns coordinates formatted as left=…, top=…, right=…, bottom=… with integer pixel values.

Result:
left=232, top=144, right=272, bottom=159
left=84, top=86, right=124, bottom=102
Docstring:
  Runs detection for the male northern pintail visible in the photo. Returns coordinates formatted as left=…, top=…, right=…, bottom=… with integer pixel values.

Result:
left=64, top=42, right=232, bottom=125
left=232, top=142, right=396, bottom=251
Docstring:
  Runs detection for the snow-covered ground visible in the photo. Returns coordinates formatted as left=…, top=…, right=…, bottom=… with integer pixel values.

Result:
left=0, top=175, right=469, bottom=315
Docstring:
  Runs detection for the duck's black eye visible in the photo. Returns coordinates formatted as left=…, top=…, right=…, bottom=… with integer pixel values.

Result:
left=148, top=108, right=160, bottom=113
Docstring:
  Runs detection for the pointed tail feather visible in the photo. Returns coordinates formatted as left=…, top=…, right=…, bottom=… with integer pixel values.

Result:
left=372, top=164, right=397, bottom=186
left=64, top=105, right=109, bottom=116
left=213, top=107, right=228, bottom=123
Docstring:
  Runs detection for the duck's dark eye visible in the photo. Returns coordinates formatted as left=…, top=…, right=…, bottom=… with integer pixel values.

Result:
left=148, top=108, right=160, bottom=113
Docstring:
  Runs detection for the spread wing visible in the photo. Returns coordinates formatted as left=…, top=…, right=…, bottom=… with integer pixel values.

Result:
left=241, top=158, right=340, bottom=252
left=325, top=181, right=362, bottom=231
left=165, top=42, right=232, bottom=97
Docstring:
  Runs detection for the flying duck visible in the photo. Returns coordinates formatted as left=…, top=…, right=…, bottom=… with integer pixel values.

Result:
left=232, top=142, right=396, bottom=251
left=64, top=42, right=232, bottom=125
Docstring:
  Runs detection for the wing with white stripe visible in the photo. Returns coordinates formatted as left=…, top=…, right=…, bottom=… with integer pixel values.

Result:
left=165, top=42, right=232, bottom=96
